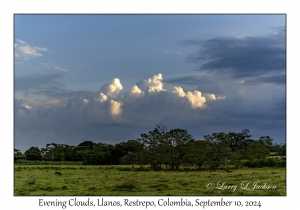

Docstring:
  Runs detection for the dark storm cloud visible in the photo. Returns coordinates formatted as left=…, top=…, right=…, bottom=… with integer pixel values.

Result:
left=181, top=26, right=286, bottom=80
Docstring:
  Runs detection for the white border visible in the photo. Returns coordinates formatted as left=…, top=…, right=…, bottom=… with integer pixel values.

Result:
left=2, top=0, right=298, bottom=209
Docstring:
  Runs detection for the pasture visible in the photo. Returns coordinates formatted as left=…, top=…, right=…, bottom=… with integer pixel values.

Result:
left=14, top=165, right=286, bottom=196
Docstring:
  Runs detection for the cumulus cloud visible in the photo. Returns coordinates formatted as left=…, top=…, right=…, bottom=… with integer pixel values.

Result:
left=171, top=87, right=186, bottom=97
left=136, top=73, right=165, bottom=92
left=99, top=92, right=108, bottom=102
left=203, top=93, right=226, bottom=101
left=97, top=78, right=124, bottom=116
left=15, top=39, right=48, bottom=60
left=99, top=78, right=123, bottom=98
left=124, top=85, right=145, bottom=102
left=185, top=91, right=206, bottom=109
left=170, top=87, right=223, bottom=109
left=110, top=100, right=122, bottom=116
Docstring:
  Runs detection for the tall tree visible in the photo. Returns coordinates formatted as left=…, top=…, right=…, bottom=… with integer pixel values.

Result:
left=137, top=124, right=168, bottom=169
left=164, top=128, right=194, bottom=170
left=137, top=124, right=194, bottom=170
left=204, top=132, right=232, bottom=169
left=25, top=146, right=42, bottom=161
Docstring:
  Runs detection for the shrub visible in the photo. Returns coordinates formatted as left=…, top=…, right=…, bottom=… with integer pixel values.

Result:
left=276, top=159, right=286, bottom=167
left=243, top=158, right=286, bottom=168
left=263, top=158, right=277, bottom=167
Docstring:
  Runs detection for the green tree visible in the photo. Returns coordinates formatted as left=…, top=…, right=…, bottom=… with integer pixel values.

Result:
left=137, top=124, right=194, bottom=170
left=137, top=124, right=168, bottom=169
left=14, top=149, right=26, bottom=162
left=245, top=141, right=269, bottom=161
left=183, top=140, right=211, bottom=168
left=228, top=129, right=253, bottom=154
left=24, top=146, right=42, bottom=161
left=204, top=132, right=232, bottom=169
left=164, top=128, right=194, bottom=170
left=259, top=136, right=273, bottom=151
left=77, top=141, right=96, bottom=149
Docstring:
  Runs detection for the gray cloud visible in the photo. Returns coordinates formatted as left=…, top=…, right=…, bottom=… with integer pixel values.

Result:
left=15, top=74, right=229, bottom=151
left=15, top=71, right=66, bottom=92
left=181, top=26, right=286, bottom=82
left=15, top=73, right=285, bottom=153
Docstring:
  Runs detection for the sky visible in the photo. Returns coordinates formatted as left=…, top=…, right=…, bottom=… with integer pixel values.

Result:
left=14, top=14, right=286, bottom=152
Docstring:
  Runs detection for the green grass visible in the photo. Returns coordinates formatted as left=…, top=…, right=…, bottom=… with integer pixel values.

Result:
left=14, top=165, right=286, bottom=196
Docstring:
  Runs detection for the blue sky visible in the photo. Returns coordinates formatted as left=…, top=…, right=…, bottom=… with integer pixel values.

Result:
left=14, top=14, right=286, bottom=151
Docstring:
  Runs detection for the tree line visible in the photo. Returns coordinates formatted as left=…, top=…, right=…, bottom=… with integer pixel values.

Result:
left=14, top=124, right=286, bottom=169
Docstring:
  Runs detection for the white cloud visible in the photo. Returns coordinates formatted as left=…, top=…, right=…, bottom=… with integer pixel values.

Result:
left=99, top=93, right=107, bottom=102
left=15, top=39, right=48, bottom=60
left=185, top=91, right=206, bottom=109
left=204, top=93, right=217, bottom=101
left=126, top=85, right=144, bottom=99
left=136, top=73, right=165, bottom=93
left=171, top=87, right=218, bottom=108
left=100, top=78, right=123, bottom=98
left=110, top=99, right=122, bottom=116
left=171, top=86, right=186, bottom=97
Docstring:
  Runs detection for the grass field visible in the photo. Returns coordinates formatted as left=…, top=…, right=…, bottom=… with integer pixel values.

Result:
left=14, top=165, right=286, bottom=196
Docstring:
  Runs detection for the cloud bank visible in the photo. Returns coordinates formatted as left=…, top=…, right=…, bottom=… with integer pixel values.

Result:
left=15, top=74, right=228, bottom=150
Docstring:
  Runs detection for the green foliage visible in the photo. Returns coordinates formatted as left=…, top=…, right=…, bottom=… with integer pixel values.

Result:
left=243, top=158, right=286, bottom=168
left=14, top=149, right=26, bottom=162
left=183, top=140, right=211, bottom=168
left=25, top=146, right=42, bottom=161
left=137, top=124, right=194, bottom=170
left=245, top=141, right=270, bottom=161
left=18, top=125, right=286, bottom=170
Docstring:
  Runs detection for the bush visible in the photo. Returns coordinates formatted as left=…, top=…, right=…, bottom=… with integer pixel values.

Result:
left=263, top=158, right=277, bottom=167
left=243, top=158, right=286, bottom=168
